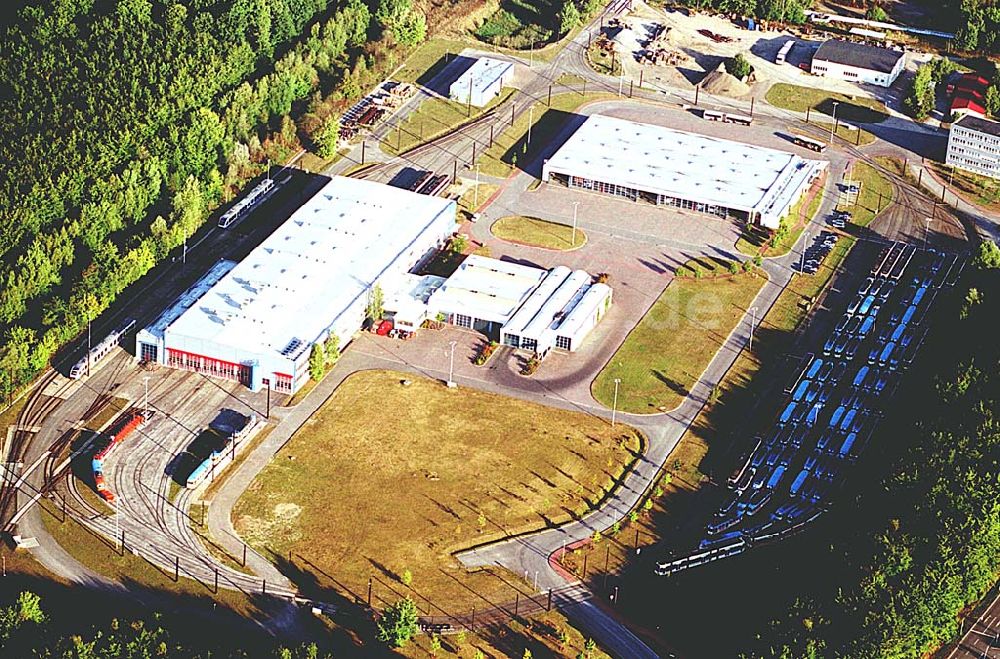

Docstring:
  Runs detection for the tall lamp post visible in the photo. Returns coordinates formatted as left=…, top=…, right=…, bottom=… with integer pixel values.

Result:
left=447, top=340, right=457, bottom=388
left=572, top=201, right=580, bottom=246
left=474, top=164, right=481, bottom=208
left=749, top=306, right=759, bottom=352
left=611, top=378, right=621, bottom=427
left=924, top=217, right=932, bottom=250
left=828, top=101, right=840, bottom=145
left=143, top=376, right=150, bottom=417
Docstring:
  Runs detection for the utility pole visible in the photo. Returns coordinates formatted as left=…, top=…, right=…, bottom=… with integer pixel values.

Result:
left=749, top=306, right=759, bottom=352
left=474, top=164, right=481, bottom=208
left=611, top=378, right=621, bottom=426
left=447, top=340, right=457, bottom=388
left=87, top=319, right=92, bottom=377
left=572, top=201, right=579, bottom=246
left=527, top=105, right=534, bottom=147
left=828, top=101, right=840, bottom=145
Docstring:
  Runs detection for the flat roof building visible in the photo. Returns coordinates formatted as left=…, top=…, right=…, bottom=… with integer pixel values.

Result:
left=137, top=177, right=456, bottom=394
left=541, top=114, right=826, bottom=229
left=426, top=255, right=613, bottom=356
left=810, top=39, right=904, bottom=87
left=449, top=56, right=514, bottom=107
left=947, top=114, right=1000, bottom=180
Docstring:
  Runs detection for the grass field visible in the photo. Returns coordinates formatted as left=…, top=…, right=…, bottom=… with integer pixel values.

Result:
left=811, top=120, right=877, bottom=146
left=766, top=83, right=889, bottom=123
left=674, top=256, right=741, bottom=277
left=457, top=182, right=500, bottom=222
left=929, top=159, right=1000, bottom=208
left=478, top=92, right=617, bottom=177
left=233, top=370, right=642, bottom=612
left=591, top=271, right=767, bottom=414
left=473, top=0, right=560, bottom=50
left=736, top=171, right=826, bottom=257
left=393, top=38, right=470, bottom=84
left=380, top=88, right=515, bottom=156
left=562, top=236, right=857, bottom=583
left=490, top=215, right=586, bottom=250
left=844, top=160, right=894, bottom=227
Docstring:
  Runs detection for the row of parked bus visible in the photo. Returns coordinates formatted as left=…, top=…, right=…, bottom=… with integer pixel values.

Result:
left=689, top=244, right=955, bottom=567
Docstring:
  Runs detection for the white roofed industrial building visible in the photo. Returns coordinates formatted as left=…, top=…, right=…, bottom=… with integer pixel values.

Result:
left=541, top=115, right=827, bottom=229
left=449, top=56, right=514, bottom=107
left=425, top=255, right=613, bottom=356
left=136, top=177, right=456, bottom=394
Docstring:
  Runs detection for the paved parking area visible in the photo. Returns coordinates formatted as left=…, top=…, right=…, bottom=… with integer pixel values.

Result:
left=351, top=227, right=690, bottom=409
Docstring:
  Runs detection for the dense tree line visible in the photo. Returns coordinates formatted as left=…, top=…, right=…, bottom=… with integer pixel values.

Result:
left=743, top=242, right=1000, bottom=658
left=665, top=0, right=810, bottom=24
left=0, top=589, right=329, bottom=658
left=0, top=0, right=422, bottom=397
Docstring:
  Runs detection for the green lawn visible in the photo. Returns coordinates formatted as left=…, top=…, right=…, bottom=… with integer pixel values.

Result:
left=457, top=182, right=500, bottom=221
left=592, top=272, right=767, bottom=414
left=473, top=0, right=561, bottom=50
left=381, top=88, right=515, bottom=156
left=233, top=369, right=641, bottom=611
left=675, top=256, right=741, bottom=277
left=766, top=82, right=889, bottom=123
left=844, top=160, right=894, bottom=227
left=392, top=38, right=470, bottom=84
left=490, top=215, right=586, bottom=250
left=562, top=235, right=858, bottom=602
left=928, top=159, right=1000, bottom=208
left=478, top=91, right=617, bottom=177
left=811, top=120, right=877, bottom=146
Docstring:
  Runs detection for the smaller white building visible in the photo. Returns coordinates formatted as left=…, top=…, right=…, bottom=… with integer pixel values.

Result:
left=811, top=40, right=904, bottom=87
left=449, top=57, right=513, bottom=107
left=946, top=114, right=1000, bottom=180
left=426, top=255, right=612, bottom=356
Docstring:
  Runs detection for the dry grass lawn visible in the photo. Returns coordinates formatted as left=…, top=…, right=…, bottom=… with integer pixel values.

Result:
left=234, top=370, right=641, bottom=613
left=491, top=215, right=586, bottom=250
left=592, top=272, right=767, bottom=414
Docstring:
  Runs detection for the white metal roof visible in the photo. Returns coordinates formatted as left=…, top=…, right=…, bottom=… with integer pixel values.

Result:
left=542, top=115, right=825, bottom=223
left=450, top=57, right=512, bottom=98
left=556, top=282, right=612, bottom=340
left=427, top=255, right=547, bottom=325
left=165, top=177, right=454, bottom=361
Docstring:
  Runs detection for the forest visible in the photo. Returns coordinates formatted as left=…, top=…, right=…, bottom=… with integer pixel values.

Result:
left=0, top=0, right=427, bottom=396
left=742, top=242, right=1000, bottom=658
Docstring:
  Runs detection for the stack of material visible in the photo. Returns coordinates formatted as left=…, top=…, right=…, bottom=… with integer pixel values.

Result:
left=700, top=64, right=751, bottom=97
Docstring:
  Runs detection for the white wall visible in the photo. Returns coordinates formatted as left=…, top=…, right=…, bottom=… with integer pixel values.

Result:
left=811, top=56, right=903, bottom=87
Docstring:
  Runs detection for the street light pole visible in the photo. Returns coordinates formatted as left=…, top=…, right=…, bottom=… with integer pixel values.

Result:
left=447, top=340, right=457, bottom=387
left=474, top=164, right=481, bottom=208
left=925, top=217, right=932, bottom=250
left=829, top=101, right=840, bottom=145
left=612, top=378, right=621, bottom=427
left=572, top=201, right=579, bottom=246
left=800, top=230, right=808, bottom=274
left=527, top=105, right=534, bottom=147
left=143, top=376, right=149, bottom=417
left=749, top=307, right=758, bottom=352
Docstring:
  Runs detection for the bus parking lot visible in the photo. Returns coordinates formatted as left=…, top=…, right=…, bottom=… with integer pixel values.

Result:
left=657, top=242, right=964, bottom=574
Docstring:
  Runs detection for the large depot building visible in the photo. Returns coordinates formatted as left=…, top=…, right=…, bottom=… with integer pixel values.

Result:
left=541, top=115, right=826, bottom=229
